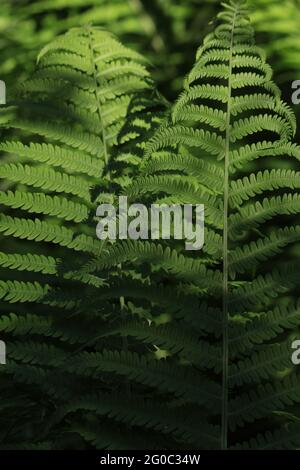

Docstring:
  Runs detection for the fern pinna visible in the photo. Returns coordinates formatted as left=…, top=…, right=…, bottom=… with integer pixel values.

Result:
left=74, top=0, right=300, bottom=450
left=111, top=0, right=300, bottom=449
left=0, top=0, right=300, bottom=451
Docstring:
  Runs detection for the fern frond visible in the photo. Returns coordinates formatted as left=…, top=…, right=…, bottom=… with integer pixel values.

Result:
left=229, top=194, right=300, bottom=237
left=229, top=263, right=300, bottom=311
left=145, top=126, right=225, bottom=158
left=233, top=423, right=300, bottom=450
left=1, top=1, right=300, bottom=451
left=230, top=141, right=300, bottom=170
left=230, top=374, right=300, bottom=431
left=141, top=151, right=223, bottom=191
left=231, top=114, right=292, bottom=142
left=0, top=141, right=102, bottom=178
left=0, top=280, right=49, bottom=303
left=0, top=191, right=88, bottom=222
left=68, top=350, right=221, bottom=406
left=0, top=252, right=58, bottom=275
left=229, top=342, right=294, bottom=386
left=0, top=163, right=91, bottom=202
left=102, top=318, right=221, bottom=368
left=0, top=214, right=103, bottom=255
left=230, top=170, right=300, bottom=207
left=229, top=226, right=300, bottom=277
left=230, top=300, right=300, bottom=357
left=126, top=175, right=223, bottom=228
left=85, top=240, right=222, bottom=290
left=51, top=393, right=220, bottom=448
left=0, top=313, right=51, bottom=335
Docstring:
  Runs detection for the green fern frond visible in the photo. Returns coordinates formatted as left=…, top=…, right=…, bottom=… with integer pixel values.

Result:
left=141, top=151, right=223, bottom=191
left=229, top=194, right=300, bottom=237
left=1, top=1, right=300, bottom=452
left=0, top=141, right=102, bottom=178
left=230, top=300, right=300, bottom=357
left=229, top=342, right=294, bottom=386
left=146, top=125, right=226, bottom=158
left=229, top=226, right=300, bottom=277
left=230, top=170, right=300, bottom=207
left=233, top=423, right=300, bottom=450
left=102, top=318, right=221, bottom=368
left=0, top=280, right=49, bottom=303
left=0, top=163, right=91, bottom=202
left=68, top=350, right=221, bottom=406
left=230, top=374, right=300, bottom=431
left=0, top=252, right=58, bottom=275
left=230, top=141, right=300, bottom=170
left=0, top=313, right=51, bottom=335
left=138, top=0, right=300, bottom=450
left=229, top=263, right=300, bottom=311
left=0, top=191, right=88, bottom=222
left=51, top=393, right=220, bottom=448
left=85, top=240, right=222, bottom=290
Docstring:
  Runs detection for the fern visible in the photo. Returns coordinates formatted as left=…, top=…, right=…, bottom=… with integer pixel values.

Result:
left=1, top=0, right=300, bottom=452
left=110, top=0, right=300, bottom=450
